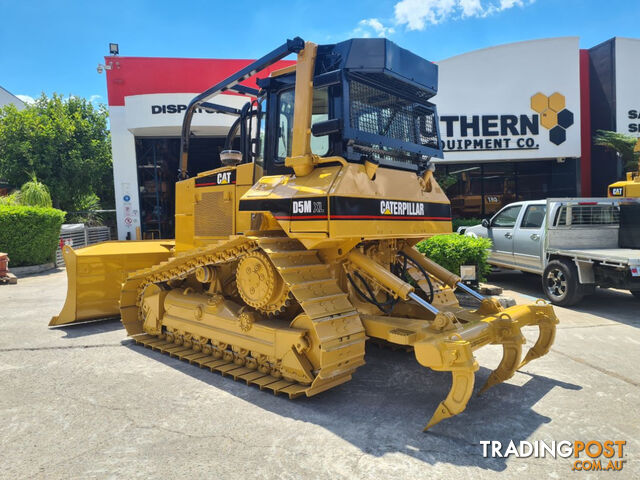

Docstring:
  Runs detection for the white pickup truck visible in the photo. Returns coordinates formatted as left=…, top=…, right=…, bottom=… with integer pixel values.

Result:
left=461, top=198, right=640, bottom=306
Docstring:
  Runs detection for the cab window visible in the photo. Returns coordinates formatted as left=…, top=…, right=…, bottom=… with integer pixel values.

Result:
left=275, top=87, right=329, bottom=163
left=276, top=90, right=295, bottom=162
left=492, top=205, right=522, bottom=228
left=255, top=108, right=265, bottom=168
left=310, top=88, right=329, bottom=156
left=520, top=205, right=546, bottom=229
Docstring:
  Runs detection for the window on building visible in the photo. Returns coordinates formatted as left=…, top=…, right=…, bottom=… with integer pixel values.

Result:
left=443, top=159, right=578, bottom=220
left=483, top=163, right=516, bottom=216
left=445, top=166, right=483, bottom=218
left=516, top=161, right=550, bottom=200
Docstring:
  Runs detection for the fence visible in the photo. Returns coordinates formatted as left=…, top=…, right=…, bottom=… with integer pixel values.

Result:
left=55, top=224, right=111, bottom=267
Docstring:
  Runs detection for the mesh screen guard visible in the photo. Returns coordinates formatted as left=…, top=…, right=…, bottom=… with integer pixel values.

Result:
left=347, top=77, right=440, bottom=164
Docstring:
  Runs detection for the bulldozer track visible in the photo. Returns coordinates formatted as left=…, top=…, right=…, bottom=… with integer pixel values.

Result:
left=132, top=333, right=311, bottom=398
left=120, top=234, right=366, bottom=398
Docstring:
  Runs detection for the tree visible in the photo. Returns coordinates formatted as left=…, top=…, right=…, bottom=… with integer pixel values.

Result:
left=0, top=93, right=113, bottom=210
left=593, top=130, right=639, bottom=173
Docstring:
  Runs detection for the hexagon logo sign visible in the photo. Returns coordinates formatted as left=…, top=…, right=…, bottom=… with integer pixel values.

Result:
left=530, top=92, right=574, bottom=145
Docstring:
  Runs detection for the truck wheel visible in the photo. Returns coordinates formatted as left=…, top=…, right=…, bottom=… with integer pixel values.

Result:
left=630, top=290, right=640, bottom=300
left=542, top=259, right=583, bottom=307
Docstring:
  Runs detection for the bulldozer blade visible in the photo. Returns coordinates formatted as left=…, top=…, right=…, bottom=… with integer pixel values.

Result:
left=519, top=311, right=559, bottom=369
left=50, top=240, right=173, bottom=326
left=425, top=369, right=476, bottom=431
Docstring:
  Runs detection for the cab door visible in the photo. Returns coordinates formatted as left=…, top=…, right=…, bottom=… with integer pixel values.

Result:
left=487, top=204, right=523, bottom=267
left=513, top=204, right=546, bottom=272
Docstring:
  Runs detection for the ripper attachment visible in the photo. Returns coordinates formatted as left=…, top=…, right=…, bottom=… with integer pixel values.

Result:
left=345, top=248, right=559, bottom=430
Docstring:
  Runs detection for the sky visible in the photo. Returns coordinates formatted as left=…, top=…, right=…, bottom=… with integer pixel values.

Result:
left=1, top=0, right=638, bottom=106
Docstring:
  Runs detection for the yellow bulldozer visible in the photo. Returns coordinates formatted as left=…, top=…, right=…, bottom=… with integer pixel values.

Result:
left=51, top=37, right=558, bottom=430
left=608, top=138, right=640, bottom=198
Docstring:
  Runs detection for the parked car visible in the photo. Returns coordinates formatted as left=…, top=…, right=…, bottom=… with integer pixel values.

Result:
left=460, top=198, right=640, bottom=306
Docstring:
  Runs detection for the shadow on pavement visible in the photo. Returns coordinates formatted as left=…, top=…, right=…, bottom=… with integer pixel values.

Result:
left=569, top=292, right=640, bottom=328
left=13, top=267, right=65, bottom=279
left=487, top=270, right=551, bottom=300
left=51, top=317, right=123, bottom=338
left=488, top=271, right=640, bottom=328
left=123, top=339, right=580, bottom=471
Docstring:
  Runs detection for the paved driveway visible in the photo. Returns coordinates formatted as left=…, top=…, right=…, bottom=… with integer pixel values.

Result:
left=0, top=269, right=637, bottom=479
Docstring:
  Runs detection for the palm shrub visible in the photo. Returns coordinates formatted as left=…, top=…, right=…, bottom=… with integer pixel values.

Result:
left=593, top=130, right=639, bottom=173
left=67, top=192, right=103, bottom=226
left=19, top=173, right=52, bottom=207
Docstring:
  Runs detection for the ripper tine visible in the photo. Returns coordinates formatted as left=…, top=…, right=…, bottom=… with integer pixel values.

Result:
left=478, top=339, right=523, bottom=395
left=415, top=303, right=559, bottom=430
left=519, top=314, right=558, bottom=369
left=424, top=369, right=476, bottom=431
left=478, top=316, right=526, bottom=395
left=415, top=336, right=479, bottom=431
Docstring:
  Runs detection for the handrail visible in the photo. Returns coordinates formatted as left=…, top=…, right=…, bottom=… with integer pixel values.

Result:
left=179, top=37, right=305, bottom=179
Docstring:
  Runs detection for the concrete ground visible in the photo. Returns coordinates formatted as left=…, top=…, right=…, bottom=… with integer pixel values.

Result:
left=1, top=268, right=638, bottom=479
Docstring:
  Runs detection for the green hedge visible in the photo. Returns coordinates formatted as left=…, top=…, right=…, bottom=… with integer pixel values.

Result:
left=452, top=217, right=483, bottom=232
left=0, top=205, right=65, bottom=266
left=416, top=233, right=492, bottom=282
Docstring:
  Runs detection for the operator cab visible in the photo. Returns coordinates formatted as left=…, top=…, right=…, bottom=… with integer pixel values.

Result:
left=219, top=38, right=443, bottom=178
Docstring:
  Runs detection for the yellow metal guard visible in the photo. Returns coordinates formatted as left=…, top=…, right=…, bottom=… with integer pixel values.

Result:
left=50, top=241, right=173, bottom=326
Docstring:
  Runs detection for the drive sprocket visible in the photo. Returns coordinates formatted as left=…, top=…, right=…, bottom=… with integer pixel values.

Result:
left=236, top=251, right=291, bottom=315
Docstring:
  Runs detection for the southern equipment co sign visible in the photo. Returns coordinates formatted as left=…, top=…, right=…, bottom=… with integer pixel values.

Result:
left=434, top=37, right=581, bottom=163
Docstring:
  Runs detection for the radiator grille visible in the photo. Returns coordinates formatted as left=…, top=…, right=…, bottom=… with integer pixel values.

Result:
left=195, top=192, right=233, bottom=236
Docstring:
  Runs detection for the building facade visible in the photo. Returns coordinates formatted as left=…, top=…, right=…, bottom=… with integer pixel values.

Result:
left=588, top=37, right=640, bottom=195
left=103, top=57, right=292, bottom=239
left=0, top=86, right=25, bottom=110
left=433, top=37, right=585, bottom=218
